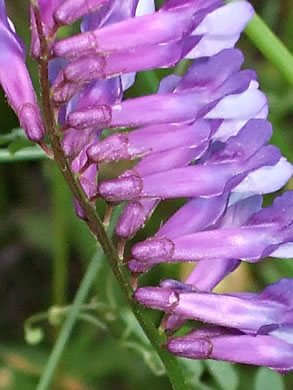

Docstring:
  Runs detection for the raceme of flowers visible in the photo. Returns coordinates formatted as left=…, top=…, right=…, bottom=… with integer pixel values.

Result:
left=1, top=0, right=293, bottom=372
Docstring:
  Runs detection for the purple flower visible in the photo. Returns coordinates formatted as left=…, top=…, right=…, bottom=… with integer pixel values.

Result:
left=49, top=1, right=257, bottom=232
left=136, top=278, right=293, bottom=372
left=134, top=193, right=293, bottom=370
left=168, top=325, right=293, bottom=373
left=50, top=0, right=161, bottom=220
left=51, top=0, right=253, bottom=106
left=52, top=0, right=156, bottom=103
left=0, top=0, right=45, bottom=142
left=95, top=50, right=279, bottom=245
left=99, top=120, right=289, bottom=203
left=53, top=1, right=253, bottom=60
left=132, top=191, right=293, bottom=265
left=135, top=277, right=293, bottom=333
left=68, top=47, right=264, bottom=131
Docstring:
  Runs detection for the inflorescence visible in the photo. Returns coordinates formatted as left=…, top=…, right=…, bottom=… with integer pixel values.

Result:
left=1, top=0, right=293, bottom=372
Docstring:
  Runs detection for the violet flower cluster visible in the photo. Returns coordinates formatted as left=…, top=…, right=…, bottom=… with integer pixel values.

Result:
left=2, top=0, right=293, bottom=373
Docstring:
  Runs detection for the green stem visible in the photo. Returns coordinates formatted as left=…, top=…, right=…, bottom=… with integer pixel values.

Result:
left=76, top=313, right=107, bottom=330
left=49, top=165, right=69, bottom=307
left=142, top=70, right=160, bottom=93
left=36, top=249, right=105, bottom=390
left=227, top=1, right=293, bottom=86
left=245, top=13, right=293, bottom=85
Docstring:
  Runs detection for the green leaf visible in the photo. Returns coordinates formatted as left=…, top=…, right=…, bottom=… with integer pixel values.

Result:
left=0, top=128, right=48, bottom=162
left=180, top=358, right=204, bottom=388
left=0, top=128, right=26, bottom=146
left=205, top=360, right=239, bottom=390
left=197, top=384, right=215, bottom=390
left=0, top=146, right=47, bottom=162
left=8, top=137, right=34, bottom=154
left=255, top=367, right=284, bottom=390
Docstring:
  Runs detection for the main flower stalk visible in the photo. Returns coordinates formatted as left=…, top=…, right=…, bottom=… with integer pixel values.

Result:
left=31, top=2, right=188, bottom=389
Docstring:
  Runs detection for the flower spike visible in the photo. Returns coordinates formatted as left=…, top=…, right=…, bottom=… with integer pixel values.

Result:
left=5, top=0, right=293, bottom=374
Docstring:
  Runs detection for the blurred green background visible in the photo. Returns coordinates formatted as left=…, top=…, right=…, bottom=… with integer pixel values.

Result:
left=0, top=1, right=293, bottom=389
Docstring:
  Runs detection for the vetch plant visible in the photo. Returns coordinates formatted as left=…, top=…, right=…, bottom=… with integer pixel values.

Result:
left=1, top=0, right=293, bottom=389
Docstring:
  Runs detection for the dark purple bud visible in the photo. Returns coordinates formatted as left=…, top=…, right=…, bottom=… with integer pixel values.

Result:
left=128, top=259, right=153, bottom=274
left=132, top=237, right=174, bottom=263
left=62, top=128, right=95, bottom=158
left=99, top=173, right=143, bottom=203
left=71, top=138, right=99, bottom=199
left=116, top=199, right=159, bottom=239
left=79, top=163, right=98, bottom=199
left=67, top=105, right=111, bottom=130
left=115, top=201, right=145, bottom=239
left=88, top=133, right=130, bottom=163
left=168, top=336, right=213, bottom=360
left=73, top=198, right=87, bottom=220
left=63, top=55, right=106, bottom=84
left=134, top=287, right=179, bottom=311
left=18, top=103, right=45, bottom=143
left=75, top=78, right=122, bottom=110
left=52, top=81, right=81, bottom=105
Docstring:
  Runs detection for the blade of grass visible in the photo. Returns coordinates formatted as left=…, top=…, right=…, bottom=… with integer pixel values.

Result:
left=35, top=206, right=122, bottom=390
left=227, top=1, right=293, bottom=86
